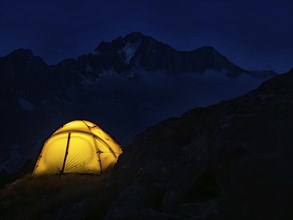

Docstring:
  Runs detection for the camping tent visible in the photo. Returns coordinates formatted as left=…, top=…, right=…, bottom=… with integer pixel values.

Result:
left=33, top=120, right=122, bottom=175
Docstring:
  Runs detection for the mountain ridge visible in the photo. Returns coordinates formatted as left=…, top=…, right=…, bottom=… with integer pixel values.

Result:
left=90, top=32, right=276, bottom=77
left=0, top=32, right=277, bottom=79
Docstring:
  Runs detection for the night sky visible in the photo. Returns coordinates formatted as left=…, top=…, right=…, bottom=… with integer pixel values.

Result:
left=0, top=0, right=292, bottom=73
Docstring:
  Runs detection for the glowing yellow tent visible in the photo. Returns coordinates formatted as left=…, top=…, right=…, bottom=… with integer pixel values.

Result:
left=33, top=120, right=122, bottom=175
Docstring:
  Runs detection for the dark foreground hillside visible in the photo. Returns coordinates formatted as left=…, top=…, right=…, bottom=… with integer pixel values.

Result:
left=1, top=69, right=292, bottom=220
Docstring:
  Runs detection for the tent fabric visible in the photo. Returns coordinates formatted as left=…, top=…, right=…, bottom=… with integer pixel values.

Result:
left=33, top=120, right=123, bottom=175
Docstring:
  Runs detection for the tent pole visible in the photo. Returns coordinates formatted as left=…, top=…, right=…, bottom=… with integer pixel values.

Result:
left=93, top=135, right=103, bottom=175
left=61, top=132, right=71, bottom=174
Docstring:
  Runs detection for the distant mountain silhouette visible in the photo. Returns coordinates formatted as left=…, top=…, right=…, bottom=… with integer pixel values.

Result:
left=0, top=33, right=276, bottom=92
left=89, top=32, right=276, bottom=78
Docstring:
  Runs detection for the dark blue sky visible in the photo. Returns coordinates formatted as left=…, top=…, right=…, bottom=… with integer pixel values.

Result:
left=0, top=0, right=292, bottom=73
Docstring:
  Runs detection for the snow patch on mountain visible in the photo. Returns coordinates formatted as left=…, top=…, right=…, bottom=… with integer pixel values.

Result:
left=219, top=114, right=235, bottom=129
left=18, top=98, right=34, bottom=111
left=85, top=62, right=94, bottom=73
left=122, top=41, right=141, bottom=64
left=101, top=66, right=117, bottom=76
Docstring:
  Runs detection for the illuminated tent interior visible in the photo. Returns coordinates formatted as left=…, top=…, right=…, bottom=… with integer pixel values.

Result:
left=33, top=120, right=123, bottom=175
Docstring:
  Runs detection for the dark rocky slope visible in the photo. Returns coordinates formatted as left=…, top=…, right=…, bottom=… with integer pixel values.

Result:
left=108, top=68, right=293, bottom=219
left=1, top=69, right=292, bottom=219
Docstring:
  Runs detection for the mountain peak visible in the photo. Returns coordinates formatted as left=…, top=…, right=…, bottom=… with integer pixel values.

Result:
left=193, top=46, right=225, bottom=58
left=6, top=48, right=34, bottom=58
left=89, top=32, right=275, bottom=77
left=124, top=32, right=148, bottom=41
left=195, top=46, right=216, bottom=51
left=3, top=48, right=49, bottom=68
